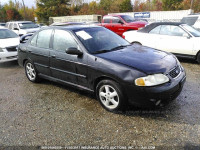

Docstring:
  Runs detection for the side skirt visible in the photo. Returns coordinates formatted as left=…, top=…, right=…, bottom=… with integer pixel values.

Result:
left=38, top=74, right=94, bottom=93
left=173, top=53, right=196, bottom=59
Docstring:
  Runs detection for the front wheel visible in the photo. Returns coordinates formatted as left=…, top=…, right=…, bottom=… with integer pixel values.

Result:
left=25, top=60, right=40, bottom=82
left=96, top=80, right=126, bottom=112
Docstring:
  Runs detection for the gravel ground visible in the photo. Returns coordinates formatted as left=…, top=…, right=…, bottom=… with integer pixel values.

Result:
left=0, top=60, right=200, bottom=149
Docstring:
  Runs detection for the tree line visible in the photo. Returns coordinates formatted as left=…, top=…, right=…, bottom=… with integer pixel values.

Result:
left=0, top=0, right=35, bottom=22
left=0, top=0, right=200, bottom=24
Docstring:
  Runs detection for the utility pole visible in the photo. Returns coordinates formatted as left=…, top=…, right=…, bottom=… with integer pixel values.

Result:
left=190, top=0, right=194, bottom=10
left=21, top=0, right=27, bottom=20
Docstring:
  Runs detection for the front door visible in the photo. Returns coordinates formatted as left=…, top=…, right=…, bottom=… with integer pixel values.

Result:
left=50, top=29, right=87, bottom=86
left=156, top=25, right=194, bottom=55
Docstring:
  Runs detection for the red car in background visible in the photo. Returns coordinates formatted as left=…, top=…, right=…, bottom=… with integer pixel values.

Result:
left=99, top=15, right=147, bottom=37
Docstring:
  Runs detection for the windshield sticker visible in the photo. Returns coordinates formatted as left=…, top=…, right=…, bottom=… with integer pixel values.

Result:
left=76, top=31, right=92, bottom=40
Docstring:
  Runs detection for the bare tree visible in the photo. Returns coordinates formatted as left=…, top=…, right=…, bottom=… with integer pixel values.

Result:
left=21, top=0, right=27, bottom=20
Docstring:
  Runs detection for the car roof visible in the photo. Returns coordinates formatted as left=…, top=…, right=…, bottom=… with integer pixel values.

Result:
left=44, top=25, right=101, bottom=31
left=138, top=22, right=184, bottom=33
left=50, top=22, right=85, bottom=26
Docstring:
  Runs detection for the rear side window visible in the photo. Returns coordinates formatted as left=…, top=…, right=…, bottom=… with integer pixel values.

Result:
left=149, top=25, right=161, bottom=34
left=53, top=30, right=78, bottom=52
left=13, top=23, right=18, bottom=29
left=37, top=29, right=52, bottom=49
left=9, top=23, right=13, bottom=29
left=103, top=17, right=111, bottom=23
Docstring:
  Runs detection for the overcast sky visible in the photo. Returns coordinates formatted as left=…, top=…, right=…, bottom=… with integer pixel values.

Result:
left=0, top=0, right=135, bottom=8
left=1, top=0, right=36, bottom=8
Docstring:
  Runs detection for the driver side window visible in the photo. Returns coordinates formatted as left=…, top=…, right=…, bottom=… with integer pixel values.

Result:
left=53, top=30, right=78, bottom=52
left=112, top=17, right=123, bottom=24
left=160, top=25, right=186, bottom=37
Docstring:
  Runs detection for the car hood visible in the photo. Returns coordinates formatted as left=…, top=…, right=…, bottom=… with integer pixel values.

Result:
left=0, top=37, right=20, bottom=48
left=95, top=45, right=177, bottom=74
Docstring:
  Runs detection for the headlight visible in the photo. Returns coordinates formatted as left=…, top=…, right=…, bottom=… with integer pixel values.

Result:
left=135, top=74, right=169, bottom=86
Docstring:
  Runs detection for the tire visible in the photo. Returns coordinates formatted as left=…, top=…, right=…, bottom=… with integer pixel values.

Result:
left=25, top=60, right=40, bottom=83
left=96, top=80, right=126, bottom=112
left=197, top=52, right=200, bottom=64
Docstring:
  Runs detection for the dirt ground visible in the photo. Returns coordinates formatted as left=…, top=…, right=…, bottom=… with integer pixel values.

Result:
left=0, top=59, right=199, bottom=149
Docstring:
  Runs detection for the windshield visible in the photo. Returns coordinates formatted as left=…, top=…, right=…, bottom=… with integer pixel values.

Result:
left=0, top=29, right=18, bottom=39
left=19, top=22, right=39, bottom=29
left=74, top=27, right=130, bottom=54
left=120, top=15, right=137, bottom=23
left=181, top=24, right=200, bottom=37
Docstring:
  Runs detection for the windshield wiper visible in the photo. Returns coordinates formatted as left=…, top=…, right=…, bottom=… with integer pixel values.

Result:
left=93, top=49, right=111, bottom=54
left=93, top=45, right=131, bottom=54
left=110, top=45, right=131, bottom=51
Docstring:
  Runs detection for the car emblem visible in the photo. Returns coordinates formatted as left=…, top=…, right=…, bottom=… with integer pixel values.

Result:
left=176, top=70, right=179, bottom=74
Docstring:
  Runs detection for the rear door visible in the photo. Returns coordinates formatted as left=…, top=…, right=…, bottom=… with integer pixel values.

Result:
left=27, top=29, right=53, bottom=76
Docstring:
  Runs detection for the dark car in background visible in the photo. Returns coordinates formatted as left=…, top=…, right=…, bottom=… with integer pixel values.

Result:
left=18, top=26, right=186, bottom=112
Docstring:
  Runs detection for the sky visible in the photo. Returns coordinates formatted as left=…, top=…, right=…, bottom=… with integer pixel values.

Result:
left=0, top=0, right=136, bottom=8
left=0, top=0, right=36, bottom=8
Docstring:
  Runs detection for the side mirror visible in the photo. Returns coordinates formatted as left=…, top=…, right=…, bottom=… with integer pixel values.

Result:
left=14, top=27, right=19, bottom=30
left=119, top=20, right=124, bottom=24
left=65, top=47, right=83, bottom=56
left=183, top=33, right=191, bottom=39
left=20, top=34, right=33, bottom=43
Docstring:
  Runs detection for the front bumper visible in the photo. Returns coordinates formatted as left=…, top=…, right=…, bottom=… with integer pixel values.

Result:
left=124, top=70, right=186, bottom=107
left=0, top=52, right=18, bottom=63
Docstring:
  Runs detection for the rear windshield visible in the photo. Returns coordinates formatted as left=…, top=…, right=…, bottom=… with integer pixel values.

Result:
left=0, top=29, right=18, bottom=39
left=18, top=22, right=39, bottom=29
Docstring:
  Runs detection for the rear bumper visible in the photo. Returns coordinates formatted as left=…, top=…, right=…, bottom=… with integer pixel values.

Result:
left=124, top=71, right=186, bottom=107
left=0, top=52, right=18, bottom=63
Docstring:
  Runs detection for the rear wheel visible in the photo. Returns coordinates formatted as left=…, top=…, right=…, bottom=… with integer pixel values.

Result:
left=96, top=80, right=126, bottom=112
left=25, top=60, right=40, bottom=82
left=197, top=52, right=200, bottom=64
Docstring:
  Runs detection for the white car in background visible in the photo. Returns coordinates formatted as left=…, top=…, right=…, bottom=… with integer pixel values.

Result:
left=0, top=27, right=20, bottom=63
left=5, top=21, right=40, bottom=36
left=123, top=22, right=200, bottom=63
left=181, top=14, right=200, bottom=31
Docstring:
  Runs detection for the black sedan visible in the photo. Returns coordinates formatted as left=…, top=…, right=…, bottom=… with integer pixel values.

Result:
left=18, top=26, right=186, bottom=112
